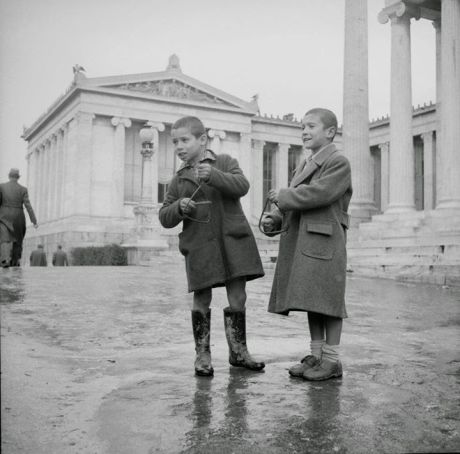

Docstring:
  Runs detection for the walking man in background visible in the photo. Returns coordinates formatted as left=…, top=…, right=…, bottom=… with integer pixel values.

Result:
left=0, top=168, right=38, bottom=267
left=30, top=244, right=47, bottom=267
left=52, top=245, right=69, bottom=266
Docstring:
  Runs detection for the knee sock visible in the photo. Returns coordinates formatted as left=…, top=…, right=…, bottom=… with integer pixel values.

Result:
left=322, top=343, right=340, bottom=363
left=310, top=339, right=325, bottom=359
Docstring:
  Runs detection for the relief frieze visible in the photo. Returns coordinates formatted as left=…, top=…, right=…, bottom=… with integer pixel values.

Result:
left=108, top=79, right=230, bottom=106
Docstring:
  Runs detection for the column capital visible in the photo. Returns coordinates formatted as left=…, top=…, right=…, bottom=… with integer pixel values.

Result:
left=378, top=142, right=390, bottom=153
left=252, top=139, right=265, bottom=151
left=75, top=111, right=95, bottom=122
left=421, top=131, right=434, bottom=142
left=378, top=2, right=420, bottom=24
left=432, top=18, right=441, bottom=31
left=111, top=117, right=132, bottom=128
left=208, top=129, right=226, bottom=140
left=145, top=121, right=165, bottom=132
left=58, top=123, right=69, bottom=134
left=278, top=143, right=290, bottom=152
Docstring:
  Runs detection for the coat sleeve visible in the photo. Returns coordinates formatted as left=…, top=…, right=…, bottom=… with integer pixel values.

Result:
left=277, top=155, right=351, bottom=212
left=158, top=177, right=184, bottom=228
left=22, top=189, right=37, bottom=225
left=206, top=155, right=249, bottom=198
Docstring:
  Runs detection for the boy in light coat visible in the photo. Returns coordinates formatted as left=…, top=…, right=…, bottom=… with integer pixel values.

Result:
left=262, top=108, right=352, bottom=381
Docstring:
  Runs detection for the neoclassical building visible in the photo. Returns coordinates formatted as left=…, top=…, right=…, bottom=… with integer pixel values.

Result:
left=21, top=0, right=459, bottom=283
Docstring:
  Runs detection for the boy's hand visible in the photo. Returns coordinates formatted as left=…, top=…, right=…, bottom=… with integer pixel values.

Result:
left=196, top=163, right=212, bottom=181
left=179, top=198, right=196, bottom=214
left=268, top=189, right=279, bottom=204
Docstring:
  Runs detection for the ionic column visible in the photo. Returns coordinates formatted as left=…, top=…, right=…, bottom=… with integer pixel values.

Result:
left=251, top=140, right=264, bottom=223
left=276, top=143, right=290, bottom=190
left=379, top=3, right=419, bottom=213
left=144, top=122, right=165, bottom=204
left=208, top=129, right=226, bottom=154
left=437, top=0, right=460, bottom=209
left=31, top=148, right=39, bottom=210
left=111, top=117, right=132, bottom=216
left=238, top=133, right=252, bottom=217
left=379, top=142, right=390, bottom=212
left=75, top=112, right=95, bottom=215
left=44, top=138, right=52, bottom=222
left=50, top=133, right=59, bottom=220
left=433, top=19, right=441, bottom=207
left=343, top=0, right=376, bottom=222
left=56, top=126, right=67, bottom=219
left=36, top=145, right=44, bottom=221
left=421, top=132, right=435, bottom=210
left=26, top=150, right=35, bottom=213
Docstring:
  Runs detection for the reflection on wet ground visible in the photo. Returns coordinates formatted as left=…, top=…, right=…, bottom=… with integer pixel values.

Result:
left=1, top=260, right=460, bottom=453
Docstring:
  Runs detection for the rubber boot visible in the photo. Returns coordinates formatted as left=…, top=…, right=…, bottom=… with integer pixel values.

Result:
left=0, top=241, right=12, bottom=268
left=223, top=307, right=265, bottom=371
left=191, top=310, right=214, bottom=377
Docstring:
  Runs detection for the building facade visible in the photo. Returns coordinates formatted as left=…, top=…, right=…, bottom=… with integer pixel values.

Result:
left=21, top=0, right=460, bottom=283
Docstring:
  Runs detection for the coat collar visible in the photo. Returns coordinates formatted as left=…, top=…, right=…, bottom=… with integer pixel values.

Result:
left=176, top=149, right=216, bottom=174
left=290, top=143, right=337, bottom=187
left=310, top=143, right=337, bottom=166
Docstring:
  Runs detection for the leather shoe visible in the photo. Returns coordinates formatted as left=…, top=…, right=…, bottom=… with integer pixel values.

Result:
left=288, top=355, right=319, bottom=377
left=302, top=359, right=343, bottom=381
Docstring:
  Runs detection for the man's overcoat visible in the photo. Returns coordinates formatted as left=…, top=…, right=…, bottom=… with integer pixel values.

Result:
left=266, top=143, right=352, bottom=318
left=0, top=180, right=36, bottom=244
left=159, top=151, right=264, bottom=292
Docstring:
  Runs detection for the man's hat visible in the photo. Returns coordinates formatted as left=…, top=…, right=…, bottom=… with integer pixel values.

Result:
left=8, top=168, right=20, bottom=178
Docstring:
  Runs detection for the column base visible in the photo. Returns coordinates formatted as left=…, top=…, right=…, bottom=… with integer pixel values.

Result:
left=435, top=200, right=460, bottom=210
left=349, top=202, right=379, bottom=227
left=384, top=204, right=416, bottom=215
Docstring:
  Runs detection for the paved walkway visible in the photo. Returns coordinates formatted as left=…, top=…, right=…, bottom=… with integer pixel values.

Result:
left=1, top=260, right=459, bottom=453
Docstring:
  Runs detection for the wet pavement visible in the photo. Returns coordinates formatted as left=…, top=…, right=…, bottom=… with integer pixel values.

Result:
left=1, top=259, right=460, bottom=454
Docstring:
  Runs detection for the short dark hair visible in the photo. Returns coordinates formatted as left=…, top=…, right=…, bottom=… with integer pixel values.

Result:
left=304, top=108, right=338, bottom=131
left=172, top=116, right=206, bottom=139
left=57, top=245, right=62, bottom=249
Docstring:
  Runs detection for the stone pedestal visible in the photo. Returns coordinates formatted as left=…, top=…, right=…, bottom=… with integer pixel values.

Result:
left=122, top=123, right=168, bottom=264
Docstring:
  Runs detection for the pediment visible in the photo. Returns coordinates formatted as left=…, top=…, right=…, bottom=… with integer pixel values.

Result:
left=105, top=78, right=235, bottom=108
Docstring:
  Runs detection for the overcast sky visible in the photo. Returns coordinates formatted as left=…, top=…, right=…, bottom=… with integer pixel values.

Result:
left=0, top=0, right=436, bottom=180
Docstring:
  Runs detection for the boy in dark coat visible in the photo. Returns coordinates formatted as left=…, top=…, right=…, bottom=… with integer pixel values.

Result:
left=159, top=116, right=265, bottom=376
left=0, top=168, right=38, bottom=267
left=262, top=108, right=352, bottom=381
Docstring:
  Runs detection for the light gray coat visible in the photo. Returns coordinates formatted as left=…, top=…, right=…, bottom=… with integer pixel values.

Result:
left=266, top=143, right=352, bottom=318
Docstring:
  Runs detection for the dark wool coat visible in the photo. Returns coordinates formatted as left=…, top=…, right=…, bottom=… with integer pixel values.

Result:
left=30, top=249, right=47, bottom=267
left=266, top=143, right=352, bottom=318
left=53, top=250, right=69, bottom=266
left=159, top=151, right=264, bottom=292
left=0, top=180, right=37, bottom=245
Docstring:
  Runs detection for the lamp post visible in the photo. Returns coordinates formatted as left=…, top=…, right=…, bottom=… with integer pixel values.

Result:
left=139, top=126, right=155, bottom=204
left=132, top=125, right=161, bottom=242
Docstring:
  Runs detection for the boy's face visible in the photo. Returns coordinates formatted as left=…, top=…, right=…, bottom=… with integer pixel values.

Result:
left=171, top=127, right=207, bottom=165
left=301, top=113, right=336, bottom=153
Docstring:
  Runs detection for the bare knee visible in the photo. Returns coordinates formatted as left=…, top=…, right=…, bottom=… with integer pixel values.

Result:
left=193, top=288, right=212, bottom=313
left=226, top=278, right=247, bottom=311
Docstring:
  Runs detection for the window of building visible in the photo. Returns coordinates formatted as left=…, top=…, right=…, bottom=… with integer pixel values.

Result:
left=288, top=145, right=303, bottom=185
left=158, top=183, right=169, bottom=203
left=263, top=142, right=277, bottom=207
